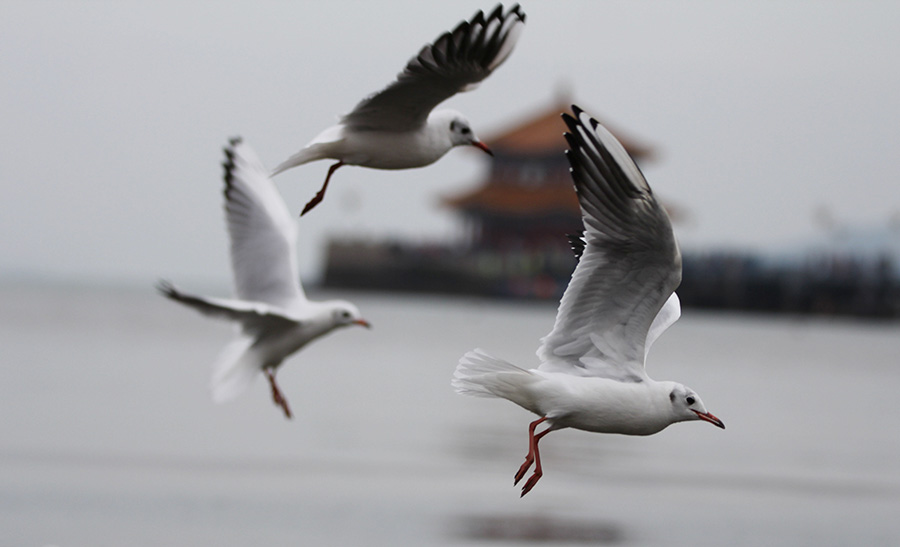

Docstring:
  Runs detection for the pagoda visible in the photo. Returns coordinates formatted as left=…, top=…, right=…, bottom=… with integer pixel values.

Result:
left=445, top=100, right=654, bottom=254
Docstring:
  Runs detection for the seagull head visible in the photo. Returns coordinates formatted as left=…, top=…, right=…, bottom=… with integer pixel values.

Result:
left=668, top=383, right=724, bottom=429
left=330, top=301, right=371, bottom=329
left=436, top=110, right=493, bottom=156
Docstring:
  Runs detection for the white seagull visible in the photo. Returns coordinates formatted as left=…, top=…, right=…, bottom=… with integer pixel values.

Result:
left=272, top=3, right=526, bottom=216
left=159, top=138, right=370, bottom=419
left=452, top=106, right=725, bottom=496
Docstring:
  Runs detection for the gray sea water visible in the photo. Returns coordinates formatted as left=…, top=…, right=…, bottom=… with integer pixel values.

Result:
left=1, top=282, right=899, bottom=546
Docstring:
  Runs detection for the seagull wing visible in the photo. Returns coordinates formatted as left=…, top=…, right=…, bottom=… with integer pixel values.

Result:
left=536, top=107, right=682, bottom=381
left=340, top=4, right=525, bottom=132
left=222, top=138, right=308, bottom=311
left=565, top=231, right=681, bottom=362
left=156, top=280, right=298, bottom=336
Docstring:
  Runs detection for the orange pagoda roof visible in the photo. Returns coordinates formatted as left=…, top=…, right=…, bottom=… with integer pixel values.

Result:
left=483, top=101, right=655, bottom=160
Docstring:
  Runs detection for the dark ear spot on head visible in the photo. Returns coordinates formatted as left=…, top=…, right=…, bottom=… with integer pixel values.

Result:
left=669, top=390, right=676, bottom=402
left=450, top=120, right=457, bottom=131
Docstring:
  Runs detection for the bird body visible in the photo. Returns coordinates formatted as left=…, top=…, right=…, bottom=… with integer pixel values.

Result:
left=273, top=109, right=470, bottom=174
left=159, top=138, right=369, bottom=418
left=227, top=304, right=350, bottom=369
left=452, top=106, right=724, bottom=496
left=454, top=351, right=687, bottom=436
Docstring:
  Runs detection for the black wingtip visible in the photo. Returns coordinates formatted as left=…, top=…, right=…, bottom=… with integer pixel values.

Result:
left=563, top=129, right=580, bottom=148
left=566, top=231, right=587, bottom=262
left=222, top=137, right=240, bottom=163
left=561, top=112, right=577, bottom=134
left=511, top=4, right=526, bottom=23
left=562, top=105, right=589, bottom=131
left=222, top=137, right=242, bottom=199
left=499, top=3, right=526, bottom=23
left=561, top=111, right=582, bottom=151
left=155, top=279, right=177, bottom=298
left=224, top=136, right=243, bottom=159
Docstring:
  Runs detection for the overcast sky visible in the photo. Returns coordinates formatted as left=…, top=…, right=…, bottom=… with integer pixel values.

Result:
left=2, top=1, right=898, bottom=289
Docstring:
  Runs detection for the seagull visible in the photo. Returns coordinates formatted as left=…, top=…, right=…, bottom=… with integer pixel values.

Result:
left=158, top=137, right=370, bottom=419
left=271, top=3, right=526, bottom=216
left=452, top=106, right=725, bottom=496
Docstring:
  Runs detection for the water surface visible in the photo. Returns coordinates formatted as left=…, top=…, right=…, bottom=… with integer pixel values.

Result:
left=1, top=283, right=898, bottom=545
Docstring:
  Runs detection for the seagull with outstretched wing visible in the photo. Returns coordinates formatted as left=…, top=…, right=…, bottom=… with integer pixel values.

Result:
left=452, top=106, right=724, bottom=496
left=159, top=138, right=369, bottom=419
left=272, top=4, right=526, bottom=215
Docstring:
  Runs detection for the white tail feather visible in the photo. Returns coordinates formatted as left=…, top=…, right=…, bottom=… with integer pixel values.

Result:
left=271, top=126, right=343, bottom=176
left=452, top=348, right=536, bottom=401
left=271, top=145, right=327, bottom=176
left=210, top=337, right=260, bottom=403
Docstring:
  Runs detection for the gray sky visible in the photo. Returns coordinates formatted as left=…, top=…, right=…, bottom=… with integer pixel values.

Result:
left=2, top=1, right=899, bottom=289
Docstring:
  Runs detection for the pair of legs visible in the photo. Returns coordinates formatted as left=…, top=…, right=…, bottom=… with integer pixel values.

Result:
left=514, top=416, right=553, bottom=497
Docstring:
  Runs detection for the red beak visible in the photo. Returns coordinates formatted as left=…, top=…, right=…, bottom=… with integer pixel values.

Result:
left=693, top=410, right=725, bottom=429
left=471, top=140, right=493, bottom=156
left=353, top=319, right=371, bottom=329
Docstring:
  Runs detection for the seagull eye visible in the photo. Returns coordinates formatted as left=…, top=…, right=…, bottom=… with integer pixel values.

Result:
left=686, top=396, right=696, bottom=405
left=461, top=127, right=471, bottom=135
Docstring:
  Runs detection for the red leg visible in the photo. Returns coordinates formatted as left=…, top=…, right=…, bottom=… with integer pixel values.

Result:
left=514, top=417, right=548, bottom=485
left=266, top=368, right=293, bottom=419
left=300, top=161, right=344, bottom=216
left=520, top=428, right=550, bottom=497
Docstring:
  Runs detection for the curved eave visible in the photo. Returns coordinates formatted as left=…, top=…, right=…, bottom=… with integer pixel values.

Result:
left=443, top=184, right=580, bottom=217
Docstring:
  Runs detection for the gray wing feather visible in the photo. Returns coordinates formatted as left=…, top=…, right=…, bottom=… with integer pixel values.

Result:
left=536, top=107, right=681, bottom=381
left=222, top=138, right=307, bottom=310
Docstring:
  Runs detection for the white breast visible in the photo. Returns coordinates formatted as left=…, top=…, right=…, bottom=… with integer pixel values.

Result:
left=532, top=373, right=675, bottom=436
left=340, top=126, right=453, bottom=169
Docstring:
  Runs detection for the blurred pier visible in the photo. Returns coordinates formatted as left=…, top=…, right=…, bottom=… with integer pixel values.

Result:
left=322, top=240, right=900, bottom=318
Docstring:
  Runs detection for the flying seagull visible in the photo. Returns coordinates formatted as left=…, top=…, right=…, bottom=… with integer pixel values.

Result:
left=272, top=3, right=526, bottom=215
left=159, top=138, right=370, bottom=419
left=452, top=106, right=724, bottom=496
